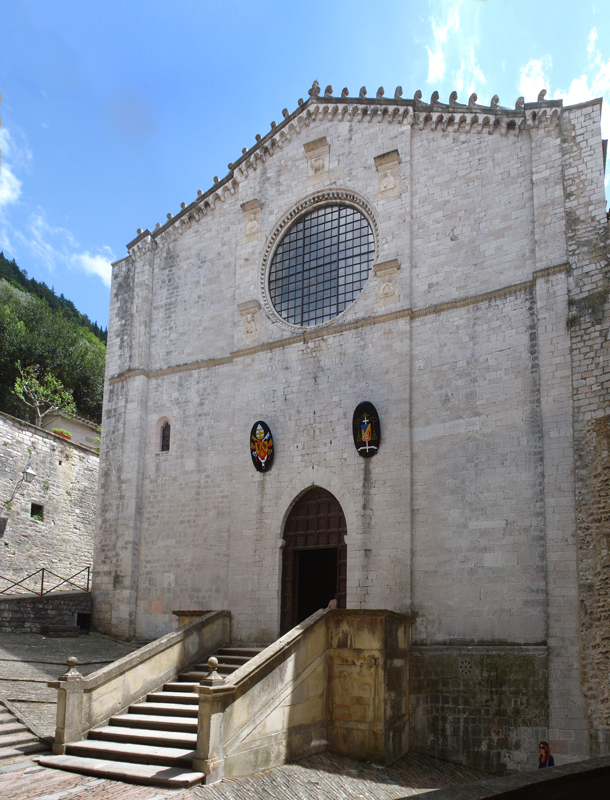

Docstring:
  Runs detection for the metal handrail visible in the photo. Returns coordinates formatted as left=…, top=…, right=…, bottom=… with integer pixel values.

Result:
left=0, top=566, right=91, bottom=596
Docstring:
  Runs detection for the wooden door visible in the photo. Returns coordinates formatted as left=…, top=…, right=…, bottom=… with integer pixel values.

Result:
left=280, top=487, right=347, bottom=633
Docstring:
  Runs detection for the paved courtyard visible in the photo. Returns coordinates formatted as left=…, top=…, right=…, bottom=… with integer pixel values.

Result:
left=0, top=632, right=141, bottom=737
left=0, top=631, right=491, bottom=799
left=0, top=750, right=488, bottom=800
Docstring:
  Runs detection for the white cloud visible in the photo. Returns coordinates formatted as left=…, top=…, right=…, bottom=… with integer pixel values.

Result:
left=518, top=57, right=551, bottom=102
left=456, top=47, right=486, bottom=97
left=71, top=249, right=113, bottom=287
left=0, top=162, right=22, bottom=209
left=13, top=208, right=115, bottom=287
left=554, top=27, right=610, bottom=146
left=0, top=129, right=23, bottom=209
left=426, top=2, right=462, bottom=84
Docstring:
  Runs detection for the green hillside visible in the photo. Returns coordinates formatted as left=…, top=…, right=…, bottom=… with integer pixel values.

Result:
left=0, top=255, right=107, bottom=424
left=0, top=252, right=107, bottom=343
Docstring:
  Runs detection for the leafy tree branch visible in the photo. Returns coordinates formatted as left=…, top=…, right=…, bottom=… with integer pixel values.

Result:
left=14, top=363, right=77, bottom=426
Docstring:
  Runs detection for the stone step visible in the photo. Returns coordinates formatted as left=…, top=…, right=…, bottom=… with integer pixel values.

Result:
left=163, top=681, right=199, bottom=693
left=179, top=667, right=237, bottom=681
left=110, top=713, right=197, bottom=733
left=66, top=738, right=196, bottom=767
left=0, top=741, right=47, bottom=761
left=147, top=691, right=199, bottom=705
left=89, top=725, right=197, bottom=748
left=37, top=755, right=205, bottom=788
left=194, top=654, right=251, bottom=667
left=130, top=702, right=198, bottom=718
left=0, top=730, right=37, bottom=747
left=41, top=625, right=81, bottom=638
left=0, top=721, right=27, bottom=736
left=217, top=647, right=265, bottom=657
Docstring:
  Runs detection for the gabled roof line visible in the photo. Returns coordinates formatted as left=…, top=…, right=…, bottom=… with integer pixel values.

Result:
left=124, top=82, right=592, bottom=257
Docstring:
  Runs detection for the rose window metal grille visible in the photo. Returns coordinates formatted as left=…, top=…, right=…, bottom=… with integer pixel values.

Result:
left=268, top=204, right=374, bottom=327
left=161, top=422, right=171, bottom=452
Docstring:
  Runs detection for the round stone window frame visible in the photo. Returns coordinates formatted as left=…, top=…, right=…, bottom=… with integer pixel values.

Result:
left=260, top=189, right=380, bottom=331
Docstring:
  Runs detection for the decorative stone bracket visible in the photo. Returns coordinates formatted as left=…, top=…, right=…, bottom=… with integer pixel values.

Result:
left=373, top=259, right=401, bottom=305
left=237, top=300, right=261, bottom=341
left=304, top=137, right=329, bottom=178
left=374, top=149, right=402, bottom=197
left=240, top=199, right=261, bottom=238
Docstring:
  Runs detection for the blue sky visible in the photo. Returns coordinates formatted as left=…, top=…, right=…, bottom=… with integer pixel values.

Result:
left=1, top=0, right=608, bottom=329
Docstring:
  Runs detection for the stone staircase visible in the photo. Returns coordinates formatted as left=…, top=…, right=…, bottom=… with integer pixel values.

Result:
left=0, top=704, right=47, bottom=763
left=38, top=646, right=264, bottom=788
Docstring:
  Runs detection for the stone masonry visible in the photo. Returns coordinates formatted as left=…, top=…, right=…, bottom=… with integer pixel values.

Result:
left=0, top=412, right=98, bottom=590
left=93, top=85, right=609, bottom=771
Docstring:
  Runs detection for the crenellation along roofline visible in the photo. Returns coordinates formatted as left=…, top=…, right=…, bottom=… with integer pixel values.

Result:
left=123, top=84, right=601, bottom=256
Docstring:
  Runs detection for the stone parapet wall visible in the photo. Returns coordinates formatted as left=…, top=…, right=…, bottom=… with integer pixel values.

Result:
left=0, top=412, right=98, bottom=587
left=409, top=645, right=549, bottom=774
left=0, top=590, right=91, bottom=634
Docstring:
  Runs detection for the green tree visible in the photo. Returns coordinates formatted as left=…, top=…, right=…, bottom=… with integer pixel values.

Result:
left=0, top=280, right=106, bottom=422
left=14, top=363, right=77, bottom=426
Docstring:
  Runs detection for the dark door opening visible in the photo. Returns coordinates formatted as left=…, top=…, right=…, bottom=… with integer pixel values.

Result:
left=280, top=487, right=347, bottom=634
left=297, top=547, right=338, bottom=623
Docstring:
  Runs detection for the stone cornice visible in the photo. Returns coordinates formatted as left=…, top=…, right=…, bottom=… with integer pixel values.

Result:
left=108, top=263, right=568, bottom=386
left=124, top=84, right=575, bottom=260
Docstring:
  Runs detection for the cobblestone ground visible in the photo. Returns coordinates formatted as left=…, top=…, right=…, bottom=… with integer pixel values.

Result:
left=0, top=751, right=489, bottom=800
left=0, top=633, right=141, bottom=737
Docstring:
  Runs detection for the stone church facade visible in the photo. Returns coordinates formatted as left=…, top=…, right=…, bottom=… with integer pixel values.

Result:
left=93, top=83, right=609, bottom=772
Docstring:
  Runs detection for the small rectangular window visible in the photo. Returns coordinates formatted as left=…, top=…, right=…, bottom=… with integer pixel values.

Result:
left=30, top=503, right=44, bottom=521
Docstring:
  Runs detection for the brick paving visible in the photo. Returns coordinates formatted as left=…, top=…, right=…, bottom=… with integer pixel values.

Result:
left=0, top=751, right=489, bottom=800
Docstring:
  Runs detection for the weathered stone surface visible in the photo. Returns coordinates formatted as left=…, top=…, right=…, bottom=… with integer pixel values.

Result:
left=0, top=412, right=98, bottom=589
left=93, top=89, right=608, bottom=767
left=409, top=645, right=549, bottom=774
left=0, top=591, right=91, bottom=634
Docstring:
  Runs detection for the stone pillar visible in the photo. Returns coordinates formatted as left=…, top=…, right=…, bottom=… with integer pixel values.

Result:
left=192, top=658, right=236, bottom=781
left=531, top=114, right=588, bottom=762
left=326, top=610, right=411, bottom=765
left=93, top=234, right=155, bottom=639
left=48, top=658, right=85, bottom=754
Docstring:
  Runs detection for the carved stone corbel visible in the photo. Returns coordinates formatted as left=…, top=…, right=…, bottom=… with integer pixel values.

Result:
left=303, top=136, right=329, bottom=178
left=374, top=150, right=402, bottom=197
left=240, top=199, right=261, bottom=238
left=373, top=259, right=401, bottom=306
left=237, top=299, right=261, bottom=341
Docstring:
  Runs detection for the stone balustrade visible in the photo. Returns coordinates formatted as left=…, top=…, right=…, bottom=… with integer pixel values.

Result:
left=48, top=610, right=230, bottom=753
left=193, top=609, right=412, bottom=781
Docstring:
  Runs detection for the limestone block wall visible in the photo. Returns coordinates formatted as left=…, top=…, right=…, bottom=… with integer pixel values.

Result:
left=561, top=101, right=610, bottom=756
left=94, top=91, right=604, bottom=766
left=0, top=590, right=92, bottom=634
left=409, top=645, right=549, bottom=773
left=0, top=413, right=98, bottom=589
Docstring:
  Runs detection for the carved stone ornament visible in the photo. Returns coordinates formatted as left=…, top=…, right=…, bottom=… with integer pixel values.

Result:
left=250, top=421, right=274, bottom=472
left=352, top=401, right=381, bottom=458
left=373, top=259, right=400, bottom=305
left=303, top=136, right=329, bottom=178
left=374, top=150, right=402, bottom=196
left=237, top=299, right=261, bottom=341
left=240, top=199, right=261, bottom=238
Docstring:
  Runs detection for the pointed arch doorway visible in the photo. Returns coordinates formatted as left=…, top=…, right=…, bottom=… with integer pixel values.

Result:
left=280, top=487, right=347, bottom=634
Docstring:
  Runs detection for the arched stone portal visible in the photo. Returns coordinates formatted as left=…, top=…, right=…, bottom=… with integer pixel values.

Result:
left=280, top=487, right=347, bottom=634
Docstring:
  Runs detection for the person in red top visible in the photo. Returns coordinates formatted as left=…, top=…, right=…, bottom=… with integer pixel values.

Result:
left=538, top=741, right=554, bottom=768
